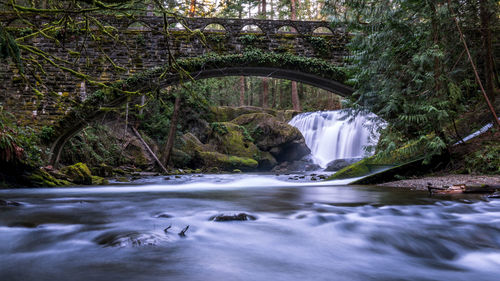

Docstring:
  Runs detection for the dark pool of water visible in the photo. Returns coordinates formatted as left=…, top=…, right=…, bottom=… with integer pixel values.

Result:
left=1, top=174, right=499, bottom=281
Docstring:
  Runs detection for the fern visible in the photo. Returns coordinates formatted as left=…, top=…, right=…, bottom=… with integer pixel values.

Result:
left=0, top=25, right=23, bottom=72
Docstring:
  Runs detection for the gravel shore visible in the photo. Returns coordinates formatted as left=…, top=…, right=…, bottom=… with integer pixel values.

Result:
left=377, top=174, right=500, bottom=191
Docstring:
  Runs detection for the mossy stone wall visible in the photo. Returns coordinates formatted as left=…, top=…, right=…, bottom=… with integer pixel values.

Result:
left=0, top=14, right=348, bottom=131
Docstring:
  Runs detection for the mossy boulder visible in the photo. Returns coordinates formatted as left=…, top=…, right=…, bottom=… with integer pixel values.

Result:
left=91, top=175, right=109, bottom=185
left=326, top=154, right=405, bottom=180
left=208, top=122, right=260, bottom=159
left=181, top=133, right=206, bottom=157
left=170, top=148, right=192, bottom=168
left=209, top=106, right=278, bottom=122
left=27, top=169, right=71, bottom=187
left=61, top=162, right=93, bottom=185
left=199, top=151, right=258, bottom=171
left=326, top=158, right=372, bottom=180
left=92, top=163, right=114, bottom=177
left=283, top=110, right=301, bottom=122
left=232, top=113, right=310, bottom=162
left=257, top=151, right=278, bottom=170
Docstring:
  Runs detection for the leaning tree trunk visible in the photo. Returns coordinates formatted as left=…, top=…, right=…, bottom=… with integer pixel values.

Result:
left=480, top=0, right=496, bottom=102
left=290, top=0, right=301, bottom=111
left=161, top=95, right=182, bottom=167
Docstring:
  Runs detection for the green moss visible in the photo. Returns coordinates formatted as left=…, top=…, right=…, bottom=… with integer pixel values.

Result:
left=61, top=162, right=92, bottom=185
left=210, top=122, right=229, bottom=135
left=115, top=177, right=130, bottom=182
left=170, top=148, right=192, bottom=168
left=326, top=150, right=415, bottom=180
left=209, top=122, right=260, bottom=159
left=199, top=151, right=258, bottom=171
left=326, top=158, right=371, bottom=180
left=91, top=175, right=108, bottom=185
left=92, top=163, right=114, bottom=177
left=231, top=113, right=301, bottom=150
left=28, top=169, right=70, bottom=187
left=256, top=151, right=277, bottom=170
left=181, top=133, right=205, bottom=157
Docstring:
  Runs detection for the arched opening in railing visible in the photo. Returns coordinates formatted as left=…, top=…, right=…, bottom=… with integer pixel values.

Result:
left=277, top=26, right=297, bottom=34
left=241, top=24, right=264, bottom=34
left=312, top=27, right=333, bottom=35
left=203, top=23, right=226, bottom=33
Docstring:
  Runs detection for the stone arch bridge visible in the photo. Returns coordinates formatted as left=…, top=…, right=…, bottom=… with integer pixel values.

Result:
left=0, top=14, right=352, bottom=165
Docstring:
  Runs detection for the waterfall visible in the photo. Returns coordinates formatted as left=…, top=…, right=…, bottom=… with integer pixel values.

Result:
left=289, top=110, right=380, bottom=168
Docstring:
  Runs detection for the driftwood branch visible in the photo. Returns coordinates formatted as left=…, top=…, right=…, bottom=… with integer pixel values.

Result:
left=178, top=225, right=189, bottom=237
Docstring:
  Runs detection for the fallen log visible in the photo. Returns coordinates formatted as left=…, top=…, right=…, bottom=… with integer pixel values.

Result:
left=463, top=185, right=500, bottom=193
left=428, top=183, right=500, bottom=196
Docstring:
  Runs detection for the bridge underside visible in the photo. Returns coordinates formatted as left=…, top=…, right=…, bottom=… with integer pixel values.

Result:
left=48, top=52, right=353, bottom=165
left=171, top=67, right=353, bottom=97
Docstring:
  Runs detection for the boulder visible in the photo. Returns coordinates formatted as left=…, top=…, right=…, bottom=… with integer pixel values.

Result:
left=181, top=133, right=205, bottom=156
left=198, top=151, right=258, bottom=171
left=232, top=113, right=310, bottom=162
left=325, top=158, right=363, bottom=171
left=257, top=151, right=278, bottom=171
left=272, top=160, right=321, bottom=173
left=92, top=163, right=114, bottom=177
left=61, top=162, right=93, bottom=185
left=207, top=122, right=260, bottom=159
left=91, top=175, right=109, bottom=185
left=28, top=168, right=71, bottom=187
left=210, top=213, right=257, bottom=221
left=170, top=148, right=192, bottom=168
left=209, top=106, right=278, bottom=122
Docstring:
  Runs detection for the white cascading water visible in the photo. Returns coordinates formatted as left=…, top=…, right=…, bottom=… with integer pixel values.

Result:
left=289, top=110, right=380, bottom=168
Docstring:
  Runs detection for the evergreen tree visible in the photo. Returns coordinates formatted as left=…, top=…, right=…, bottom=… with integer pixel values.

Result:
left=324, top=0, right=499, bottom=160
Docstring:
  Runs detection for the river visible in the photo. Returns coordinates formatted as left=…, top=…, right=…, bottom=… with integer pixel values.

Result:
left=1, top=174, right=499, bottom=281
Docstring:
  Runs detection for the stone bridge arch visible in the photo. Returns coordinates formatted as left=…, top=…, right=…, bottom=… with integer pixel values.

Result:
left=48, top=51, right=353, bottom=166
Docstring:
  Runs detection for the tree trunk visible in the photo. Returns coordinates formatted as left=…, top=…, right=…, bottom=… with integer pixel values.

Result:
left=249, top=79, right=254, bottom=106
left=290, top=0, right=300, bottom=111
left=480, top=0, right=496, bottom=102
left=189, top=0, right=196, bottom=17
left=431, top=2, right=441, bottom=94
left=270, top=0, right=274, bottom=19
left=239, top=76, right=245, bottom=106
left=446, top=0, right=500, bottom=128
left=279, top=82, right=285, bottom=108
left=261, top=78, right=269, bottom=107
left=271, top=79, right=277, bottom=108
left=262, top=0, right=266, bottom=17
left=291, top=81, right=300, bottom=111
left=160, top=95, right=181, bottom=166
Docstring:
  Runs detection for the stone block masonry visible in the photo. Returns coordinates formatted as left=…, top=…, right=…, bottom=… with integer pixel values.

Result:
left=0, top=14, right=348, bottom=129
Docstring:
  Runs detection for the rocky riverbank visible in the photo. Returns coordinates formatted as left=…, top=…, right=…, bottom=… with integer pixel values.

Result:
left=377, top=174, right=500, bottom=191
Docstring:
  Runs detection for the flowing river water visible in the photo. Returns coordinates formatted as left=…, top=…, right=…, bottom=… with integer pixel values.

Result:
left=1, top=174, right=500, bottom=281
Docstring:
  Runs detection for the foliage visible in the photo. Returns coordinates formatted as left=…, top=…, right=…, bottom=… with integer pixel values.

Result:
left=464, top=142, right=500, bottom=175
left=0, top=106, right=44, bottom=166
left=325, top=0, right=497, bottom=162
left=0, top=24, right=22, bottom=71
left=60, top=124, right=125, bottom=167
left=40, top=126, right=55, bottom=144
left=139, top=85, right=210, bottom=145
left=210, top=122, right=229, bottom=135
left=306, top=36, right=331, bottom=57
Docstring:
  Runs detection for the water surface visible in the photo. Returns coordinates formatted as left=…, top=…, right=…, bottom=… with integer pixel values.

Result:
left=1, top=174, right=499, bottom=281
